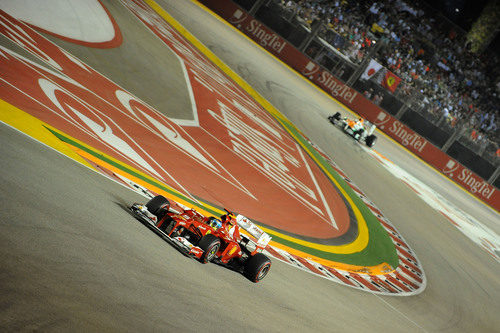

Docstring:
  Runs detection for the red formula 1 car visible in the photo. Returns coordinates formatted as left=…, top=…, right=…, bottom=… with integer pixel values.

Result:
left=130, top=195, right=272, bottom=282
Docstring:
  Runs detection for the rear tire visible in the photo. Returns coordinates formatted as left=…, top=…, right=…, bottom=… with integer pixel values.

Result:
left=198, top=234, right=221, bottom=263
left=365, top=135, right=377, bottom=147
left=146, top=195, right=170, bottom=217
left=245, top=253, right=271, bottom=283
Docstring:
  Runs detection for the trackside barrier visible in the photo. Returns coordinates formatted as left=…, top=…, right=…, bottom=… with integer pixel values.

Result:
left=199, top=0, right=500, bottom=212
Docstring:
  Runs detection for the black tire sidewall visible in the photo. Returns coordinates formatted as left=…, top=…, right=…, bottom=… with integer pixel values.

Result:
left=198, top=234, right=221, bottom=263
left=366, top=135, right=377, bottom=147
left=145, top=195, right=170, bottom=216
left=245, top=253, right=271, bottom=282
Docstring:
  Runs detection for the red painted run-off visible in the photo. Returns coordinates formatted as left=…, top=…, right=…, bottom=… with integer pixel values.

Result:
left=0, top=4, right=351, bottom=239
left=199, top=0, right=500, bottom=212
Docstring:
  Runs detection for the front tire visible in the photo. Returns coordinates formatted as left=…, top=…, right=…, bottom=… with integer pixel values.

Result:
left=198, top=234, right=221, bottom=263
left=245, top=253, right=271, bottom=283
left=146, top=195, right=170, bottom=218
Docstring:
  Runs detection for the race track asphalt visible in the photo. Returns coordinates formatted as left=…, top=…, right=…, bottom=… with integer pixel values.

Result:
left=0, top=0, right=499, bottom=331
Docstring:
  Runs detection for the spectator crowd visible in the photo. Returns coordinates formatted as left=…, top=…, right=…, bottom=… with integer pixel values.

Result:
left=279, top=0, right=499, bottom=156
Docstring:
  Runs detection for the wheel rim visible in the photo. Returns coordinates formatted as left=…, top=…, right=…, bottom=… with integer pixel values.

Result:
left=206, top=244, right=219, bottom=261
left=257, top=263, right=270, bottom=280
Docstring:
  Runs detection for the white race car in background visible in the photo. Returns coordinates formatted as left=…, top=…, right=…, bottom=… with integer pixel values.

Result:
left=328, top=112, right=377, bottom=148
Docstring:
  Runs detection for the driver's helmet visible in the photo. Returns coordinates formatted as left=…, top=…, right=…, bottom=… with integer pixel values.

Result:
left=358, top=118, right=364, bottom=123
left=208, top=217, right=222, bottom=230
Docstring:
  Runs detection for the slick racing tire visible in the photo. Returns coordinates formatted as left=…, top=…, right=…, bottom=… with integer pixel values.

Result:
left=198, top=234, right=221, bottom=263
left=365, top=134, right=377, bottom=148
left=146, top=195, right=170, bottom=218
left=245, top=253, right=271, bottom=283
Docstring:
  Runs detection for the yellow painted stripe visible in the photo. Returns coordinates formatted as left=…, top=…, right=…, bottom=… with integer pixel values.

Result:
left=144, top=0, right=370, bottom=254
left=0, top=99, right=94, bottom=168
left=268, top=239, right=395, bottom=274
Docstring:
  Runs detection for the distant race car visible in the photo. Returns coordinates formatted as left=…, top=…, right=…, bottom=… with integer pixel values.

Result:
left=130, top=195, right=272, bottom=282
left=328, top=112, right=377, bottom=148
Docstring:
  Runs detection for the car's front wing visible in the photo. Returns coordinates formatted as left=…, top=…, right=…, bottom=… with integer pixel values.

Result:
left=129, top=203, right=204, bottom=259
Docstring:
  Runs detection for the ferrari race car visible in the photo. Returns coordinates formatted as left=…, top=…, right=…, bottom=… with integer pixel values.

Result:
left=328, top=112, right=377, bottom=148
left=130, top=195, right=272, bottom=283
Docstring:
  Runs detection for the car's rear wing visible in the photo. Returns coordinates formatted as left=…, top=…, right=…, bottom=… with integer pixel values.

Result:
left=236, top=214, right=272, bottom=248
